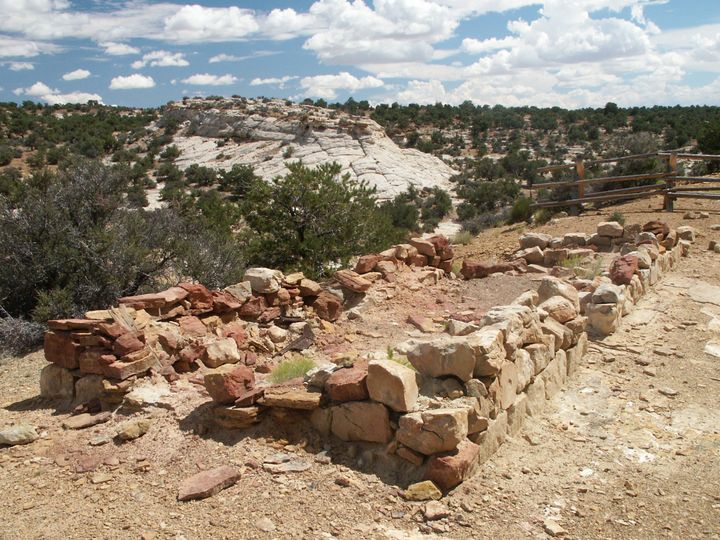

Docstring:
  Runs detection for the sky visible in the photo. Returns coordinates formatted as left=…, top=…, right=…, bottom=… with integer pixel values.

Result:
left=1, top=0, right=719, bottom=109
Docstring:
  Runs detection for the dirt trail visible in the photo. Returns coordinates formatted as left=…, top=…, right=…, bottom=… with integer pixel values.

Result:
left=1, top=199, right=720, bottom=539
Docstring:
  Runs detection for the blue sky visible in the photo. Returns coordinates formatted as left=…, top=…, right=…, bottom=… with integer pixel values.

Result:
left=1, top=0, right=719, bottom=109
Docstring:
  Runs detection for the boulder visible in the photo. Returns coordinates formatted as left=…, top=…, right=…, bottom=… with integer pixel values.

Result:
left=461, top=259, right=514, bottom=279
left=44, top=330, right=82, bottom=369
left=204, top=365, right=255, bottom=404
left=516, top=246, right=544, bottom=265
left=397, top=408, right=469, bottom=455
left=676, top=225, right=696, bottom=242
left=224, top=281, right=253, bottom=303
left=405, top=337, right=475, bottom=382
left=367, top=359, right=419, bottom=412
left=586, top=303, right=620, bottom=336
left=563, top=232, right=588, bottom=246
left=40, top=364, right=75, bottom=400
left=643, top=220, right=670, bottom=238
left=178, top=282, right=214, bottom=311
left=610, top=255, right=638, bottom=285
left=178, top=315, right=207, bottom=337
left=325, top=366, right=369, bottom=402
left=298, top=278, right=323, bottom=297
left=541, top=317, right=573, bottom=350
left=311, top=291, right=343, bottom=322
left=409, top=238, right=436, bottom=258
left=178, top=466, right=240, bottom=501
left=330, top=401, right=393, bottom=443
left=597, top=221, right=624, bottom=238
left=519, top=232, right=553, bottom=250
left=537, top=277, right=580, bottom=311
left=592, top=283, right=624, bottom=304
left=539, top=296, right=577, bottom=324
left=543, top=248, right=568, bottom=267
left=512, top=290, right=539, bottom=307
left=525, top=343, right=553, bottom=375
left=0, top=424, right=38, bottom=446
left=334, top=269, right=372, bottom=293
left=202, top=338, right=242, bottom=368
left=355, top=254, right=382, bottom=274
left=424, top=439, right=481, bottom=492
left=244, top=268, right=284, bottom=294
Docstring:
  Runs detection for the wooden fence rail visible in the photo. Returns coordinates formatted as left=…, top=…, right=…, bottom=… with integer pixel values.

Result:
left=528, top=151, right=720, bottom=212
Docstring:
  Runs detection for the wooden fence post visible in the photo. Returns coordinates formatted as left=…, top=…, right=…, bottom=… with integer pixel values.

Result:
left=664, top=153, right=677, bottom=212
left=575, top=158, right=585, bottom=213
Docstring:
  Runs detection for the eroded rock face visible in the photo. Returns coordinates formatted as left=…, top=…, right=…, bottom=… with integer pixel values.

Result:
left=168, top=98, right=457, bottom=201
left=366, top=360, right=418, bottom=412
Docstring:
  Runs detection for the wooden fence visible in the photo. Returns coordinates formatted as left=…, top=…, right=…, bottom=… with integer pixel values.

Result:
left=528, top=152, right=720, bottom=212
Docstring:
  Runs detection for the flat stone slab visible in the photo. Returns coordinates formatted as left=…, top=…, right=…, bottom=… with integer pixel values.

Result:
left=62, top=412, right=111, bottom=430
left=177, top=466, right=241, bottom=501
left=262, top=453, right=312, bottom=473
left=260, top=386, right=321, bottom=410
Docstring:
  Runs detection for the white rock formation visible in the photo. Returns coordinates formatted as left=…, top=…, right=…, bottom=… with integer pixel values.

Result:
left=167, top=98, right=457, bottom=201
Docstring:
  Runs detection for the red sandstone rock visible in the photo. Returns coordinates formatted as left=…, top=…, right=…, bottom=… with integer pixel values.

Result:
left=178, top=316, right=207, bottom=337
left=112, top=332, right=145, bottom=357
left=460, top=259, right=514, bottom=279
left=257, top=307, right=281, bottom=324
left=177, top=466, right=241, bottom=501
left=238, top=296, right=266, bottom=318
left=211, top=290, right=243, bottom=312
left=642, top=220, right=670, bottom=238
left=178, top=342, right=205, bottom=364
left=428, top=235, right=453, bottom=260
left=96, top=322, right=127, bottom=339
left=118, top=286, right=188, bottom=309
left=410, top=254, right=428, bottom=267
left=355, top=254, right=382, bottom=274
left=204, top=365, right=255, bottom=404
left=47, top=319, right=99, bottom=331
left=610, top=254, right=639, bottom=285
left=44, top=330, right=82, bottom=369
left=409, top=238, right=436, bottom=258
left=424, top=439, right=481, bottom=492
left=325, top=366, right=369, bottom=402
left=335, top=269, right=372, bottom=293
left=438, top=259, right=453, bottom=273
left=234, top=387, right=265, bottom=407
left=311, top=291, right=343, bottom=322
left=179, top=282, right=214, bottom=311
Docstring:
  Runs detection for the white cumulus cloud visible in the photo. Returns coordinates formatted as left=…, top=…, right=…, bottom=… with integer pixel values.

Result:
left=13, top=79, right=102, bottom=104
left=131, top=50, right=189, bottom=69
left=8, top=61, right=34, bottom=71
left=109, top=74, right=155, bottom=90
left=163, top=5, right=259, bottom=43
left=299, top=72, right=384, bottom=99
left=100, top=41, right=140, bottom=56
left=250, top=75, right=298, bottom=89
left=62, top=68, right=90, bottom=80
left=181, top=73, right=238, bottom=86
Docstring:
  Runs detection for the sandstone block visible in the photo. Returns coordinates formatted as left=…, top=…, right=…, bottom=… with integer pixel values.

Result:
left=597, top=221, right=624, bottom=238
left=244, top=267, right=284, bottom=294
left=592, top=283, right=624, bottom=304
left=586, top=302, right=620, bottom=336
left=409, top=237, right=436, bottom=258
left=489, top=361, right=518, bottom=410
left=610, top=255, right=638, bottom=286
left=202, top=338, right=241, bottom=368
left=424, top=439, right=480, bottom=492
left=334, top=269, right=372, bottom=293
left=325, top=366, right=369, bottom=402
left=178, top=466, right=240, bottom=501
left=519, top=232, right=552, bottom=250
left=539, top=296, right=577, bottom=324
left=330, top=401, right=393, bottom=443
left=40, top=364, right=75, bottom=400
left=537, top=277, right=580, bottom=311
left=367, top=359, right=418, bottom=412
left=311, top=291, right=343, bottom=321
left=261, top=386, right=321, bottom=410
left=204, top=365, right=255, bottom=404
left=397, top=408, right=469, bottom=455
left=405, top=337, right=475, bottom=382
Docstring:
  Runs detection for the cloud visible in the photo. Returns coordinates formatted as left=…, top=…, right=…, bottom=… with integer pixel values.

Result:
left=109, top=74, right=155, bottom=90
left=250, top=75, right=298, bottom=89
left=13, top=79, right=102, bottom=104
left=131, top=50, right=189, bottom=69
left=8, top=61, right=34, bottom=71
left=299, top=71, right=384, bottom=99
left=209, top=50, right=281, bottom=63
left=100, top=41, right=140, bottom=56
left=181, top=73, right=238, bottom=86
left=62, top=68, right=90, bottom=80
left=0, top=35, right=59, bottom=57
left=163, top=5, right=259, bottom=43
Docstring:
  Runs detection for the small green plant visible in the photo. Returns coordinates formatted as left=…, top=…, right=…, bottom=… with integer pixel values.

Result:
left=608, top=211, right=626, bottom=225
left=560, top=254, right=585, bottom=269
left=532, top=208, right=554, bottom=224
left=283, top=146, right=294, bottom=159
left=452, top=230, right=473, bottom=245
left=387, top=353, right=416, bottom=371
left=451, top=260, right=463, bottom=275
left=509, top=195, right=533, bottom=223
left=268, top=356, right=316, bottom=383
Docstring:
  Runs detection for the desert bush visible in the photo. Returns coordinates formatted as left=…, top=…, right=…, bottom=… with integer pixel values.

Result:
left=532, top=208, right=554, bottom=224
left=452, top=230, right=473, bottom=245
left=0, top=316, right=45, bottom=356
left=241, top=161, right=400, bottom=277
left=0, top=145, right=14, bottom=166
left=460, top=209, right=508, bottom=235
left=509, top=195, right=533, bottom=223
left=608, top=211, right=626, bottom=225
left=268, top=356, right=316, bottom=383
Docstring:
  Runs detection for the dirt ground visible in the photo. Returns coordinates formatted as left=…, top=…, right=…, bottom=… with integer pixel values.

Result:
left=1, top=193, right=719, bottom=540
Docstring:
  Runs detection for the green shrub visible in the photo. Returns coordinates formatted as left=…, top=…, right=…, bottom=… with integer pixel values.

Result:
left=509, top=195, right=533, bottom=223
left=532, top=208, right=554, bottom=224
left=608, top=211, right=626, bottom=225
left=269, top=356, right=316, bottom=383
left=452, top=230, right=473, bottom=245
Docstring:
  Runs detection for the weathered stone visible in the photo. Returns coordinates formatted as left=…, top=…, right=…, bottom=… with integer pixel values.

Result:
left=224, top=281, right=253, bottom=303
left=450, top=396, right=489, bottom=434
left=261, top=386, right=321, bottom=410
left=103, top=351, right=155, bottom=380
left=537, top=277, right=580, bottom=311
left=325, top=366, right=369, bottom=402
left=512, top=290, right=539, bottom=308
left=62, top=412, right=111, bottom=430
left=424, top=439, right=480, bottom=492
left=330, top=401, right=393, bottom=443
left=525, top=343, right=552, bottom=375
left=506, top=392, right=528, bottom=436
left=592, top=283, right=624, bottom=304
left=202, top=338, right=241, bottom=368
left=539, top=296, right=577, bottom=324
left=467, top=327, right=508, bottom=377
left=397, top=408, right=469, bottom=455
left=563, top=232, right=588, bottom=246
left=597, top=221, right=624, bottom=238
left=112, top=332, right=144, bottom=357
left=610, top=255, right=638, bottom=285
left=404, top=481, right=442, bottom=501
left=489, top=361, right=518, bottom=409
left=177, top=466, right=240, bottom=501
left=204, top=365, right=255, bottom=404
left=643, top=220, right=670, bottom=238
left=304, top=364, right=338, bottom=390
left=461, top=259, right=514, bottom=279
left=525, top=376, right=546, bottom=417
left=541, top=318, right=573, bottom=350
left=298, top=278, right=322, bottom=296
left=311, top=291, right=343, bottom=321
left=354, top=254, right=382, bottom=274
left=367, top=359, right=419, bottom=412
left=262, top=453, right=311, bottom=473
left=40, top=364, right=75, bottom=400
left=405, top=337, right=475, bottom=382
left=178, top=282, right=214, bottom=311
left=586, top=302, right=620, bottom=336
left=0, top=424, right=38, bottom=446
left=519, top=232, right=553, bottom=250
left=469, top=410, right=507, bottom=464
left=514, top=349, right=535, bottom=392
left=117, top=287, right=188, bottom=309
left=244, top=268, right=284, bottom=294
left=214, top=405, right=262, bottom=429
left=116, top=418, right=151, bottom=441
left=543, top=248, right=569, bottom=267
left=446, top=319, right=479, bottom=336
left=409, top=237, right=436, bottom=258
left=516, top=246, right=544, bottom=265
left=44, top=330, right=82, bottom=369
left=394, top=243, right=419, bottom=261
left=334, top=269, right=372, bottom=293
left=676, top=225, right=696, bottom=242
